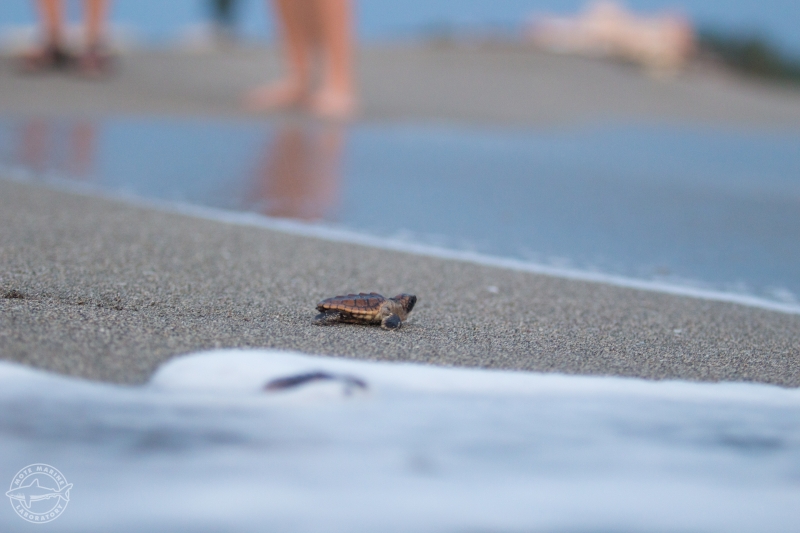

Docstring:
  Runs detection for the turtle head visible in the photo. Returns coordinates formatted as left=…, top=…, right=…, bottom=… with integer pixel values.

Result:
left=391, top=294, right=417, bottom=313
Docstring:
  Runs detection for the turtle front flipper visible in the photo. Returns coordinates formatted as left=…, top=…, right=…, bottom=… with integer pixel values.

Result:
left=314, top=311, right=340, bottom=324
left=381, top=314, right=402, bottom=330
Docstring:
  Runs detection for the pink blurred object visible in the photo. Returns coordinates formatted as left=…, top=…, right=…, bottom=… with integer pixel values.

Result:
left=527, top=1, right=695, bottom=74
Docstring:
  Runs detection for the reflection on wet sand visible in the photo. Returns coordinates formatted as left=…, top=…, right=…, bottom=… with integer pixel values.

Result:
left=4, top=118, right=345, bottom=224
left=16, top=119, right=97, bottom=181
left=247, top=122, right=343, bottom=221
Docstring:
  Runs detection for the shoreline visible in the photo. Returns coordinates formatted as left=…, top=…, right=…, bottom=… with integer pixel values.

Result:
left=6, top=170, right=800, bottom=317
left=2, top=177, right=799, bottom=387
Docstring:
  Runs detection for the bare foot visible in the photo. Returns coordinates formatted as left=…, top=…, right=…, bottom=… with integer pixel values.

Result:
left=242, top=80, right=307, bottom=112
left=76, top=45, right=114, bottom=78
left=308, top=87, right=356, bottom=120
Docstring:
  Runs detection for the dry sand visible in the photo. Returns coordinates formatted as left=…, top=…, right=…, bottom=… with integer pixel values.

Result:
left=1, top=45, right=800, bottom=126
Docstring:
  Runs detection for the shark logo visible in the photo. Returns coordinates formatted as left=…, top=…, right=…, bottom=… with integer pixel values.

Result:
left=6, top=478, right=73, bottom=508
left=7, top=464, right=72, bottom=523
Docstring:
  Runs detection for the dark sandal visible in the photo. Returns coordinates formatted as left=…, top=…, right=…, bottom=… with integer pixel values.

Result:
left=18, top=44, right=73, bottom=73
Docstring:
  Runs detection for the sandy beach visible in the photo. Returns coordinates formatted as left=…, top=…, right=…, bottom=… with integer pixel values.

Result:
left=2, top=45, right=800, bottom=126
left=1, top=44, right=799, bottom=386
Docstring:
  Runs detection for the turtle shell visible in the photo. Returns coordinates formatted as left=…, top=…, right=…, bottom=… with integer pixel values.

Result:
left=316, top=292, right=387, bottom=320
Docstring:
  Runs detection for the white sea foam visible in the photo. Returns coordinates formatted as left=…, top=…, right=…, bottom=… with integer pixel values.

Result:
left=152, top=349, right=800, bottom=405
left=5, top=171, right=800, bottom=316
left=1, top=349, right=799, bottom=532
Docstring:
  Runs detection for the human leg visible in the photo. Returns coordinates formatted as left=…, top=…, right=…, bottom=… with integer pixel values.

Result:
left=244, top=0, right=316, bottom=111
left=19, top=0, right=70, bottom=71
left=83, top=0, right=108, bottom=49
left=308, top=0, right=356, bottom=119
left=38, top=0, right=63, bottom=46
left=77, top=0, right=112, bottom=76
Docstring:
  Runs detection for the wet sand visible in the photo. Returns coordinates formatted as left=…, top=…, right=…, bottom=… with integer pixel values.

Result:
left=1, top=45, right=799, bottom=386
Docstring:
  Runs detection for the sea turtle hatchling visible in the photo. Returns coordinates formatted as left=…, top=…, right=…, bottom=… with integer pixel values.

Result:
left=314, top=292, right=417, bottom=330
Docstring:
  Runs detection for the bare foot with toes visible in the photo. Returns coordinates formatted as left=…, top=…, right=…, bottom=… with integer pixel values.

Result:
left=243, top=80, right=308, bottom=112
left=308, top=88, right=356, bottom=120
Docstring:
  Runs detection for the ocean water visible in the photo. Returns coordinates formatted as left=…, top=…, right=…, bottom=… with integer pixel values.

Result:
left=1, top=349, right=799, bottom=532
left=1, top=117, right=799, bottom=310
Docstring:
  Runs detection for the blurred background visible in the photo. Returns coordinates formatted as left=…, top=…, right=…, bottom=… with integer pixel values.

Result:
left=1, top=0, right=799, bottom=305
left=2, top=0, right=800, bottom=55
